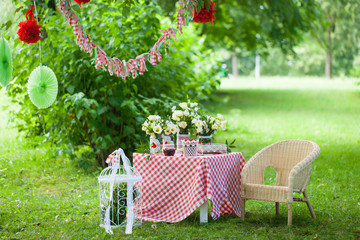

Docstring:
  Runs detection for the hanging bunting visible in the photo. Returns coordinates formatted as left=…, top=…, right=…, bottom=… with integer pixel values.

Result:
left=57, top=0, right=213, bottom=80
left=17, top=4, right=42, bottom=44
left=0, top=37, right=13, bottom=87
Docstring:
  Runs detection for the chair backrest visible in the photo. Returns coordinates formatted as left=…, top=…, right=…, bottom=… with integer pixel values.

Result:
left=267, top=140, right=317, bottom=186
left=248, top=140, right=319, bottom=187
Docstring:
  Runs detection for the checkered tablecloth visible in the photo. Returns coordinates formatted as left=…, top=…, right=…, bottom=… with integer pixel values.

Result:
left=133, top=152, right=246, bottom=223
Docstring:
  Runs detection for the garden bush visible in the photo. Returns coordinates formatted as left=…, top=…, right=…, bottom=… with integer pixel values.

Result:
left=3, top=0, right=220, bottom=167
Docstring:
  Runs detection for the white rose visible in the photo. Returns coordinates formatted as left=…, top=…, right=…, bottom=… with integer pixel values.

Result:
left=170, top=125, right=178, bottom=134
left=194, top=107, right=199, bottom=112
left=172, top=112, right=180, bottom=121
left=190, top=102, right=198, bottom=107
left=195, top=120, right=203, bottom=128
left=178, top=121, right=187, bottom=129
left=146, top=130, right=150, bottom=135
left=172, top=106, right=176, bottom=111
left=153, top=125, right=162, bottom=134
left=196, top=126, right=203, bottom=133
left=212, top=124, right=219, bottom=130
left=217, top=114, right=224, bottom=121
left=220, top=121, right=227, bottom=130
left=148, top=115, right=160, bottom=121
left=175, top=110, right=184, bottom=117
left=184, top=109, right=189, bottom=116
left=179, top=102, right=188, bottom=110
left=142, top=125, right=147, bottom=131
left=164, top=128, right=171, bottom=135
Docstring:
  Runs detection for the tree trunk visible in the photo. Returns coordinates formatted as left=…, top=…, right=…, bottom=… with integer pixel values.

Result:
left=325, top=27, right=332, bottom=79
left=325, top=50, right=331, bottom=79
left=232, top=53, right=238, bottom=78
left=255, top=53, right=261, bottom=79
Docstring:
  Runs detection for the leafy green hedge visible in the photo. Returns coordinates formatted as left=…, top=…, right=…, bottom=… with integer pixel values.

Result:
left=3, top=0, right=220, bottom=167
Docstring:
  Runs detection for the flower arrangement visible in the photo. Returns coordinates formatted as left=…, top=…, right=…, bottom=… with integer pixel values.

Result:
left=141, top=115, right=163, bottom=138
left=162, top=120, right=179, bottom=136
left=171, top=101, right=200, bottom=134
left=193, top=113, right=227, bottom=136
left=142, top=116, right=178, bottom=137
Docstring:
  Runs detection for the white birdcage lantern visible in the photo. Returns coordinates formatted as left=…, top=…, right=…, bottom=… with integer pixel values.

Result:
left=98, top=148, right=142, bottom=234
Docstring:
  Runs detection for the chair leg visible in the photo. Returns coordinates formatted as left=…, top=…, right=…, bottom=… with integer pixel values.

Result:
left=303, top=190, right=316, bottom=219
left=288, top=203, right=292, bottom=225
left=241, top=198, right=245, bottom=220
left=275, top=202, right=279, bottom=215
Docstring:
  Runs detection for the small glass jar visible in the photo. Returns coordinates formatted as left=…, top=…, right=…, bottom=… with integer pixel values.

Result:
left=198, top=135, right=212, bottom=145
left=176, top=133, right=190, bottom=152
left=150, top=134, right=162, bottom=154
left=163, top=134, right=176, bottom=156
left=163, top=146, right=176, bottom=156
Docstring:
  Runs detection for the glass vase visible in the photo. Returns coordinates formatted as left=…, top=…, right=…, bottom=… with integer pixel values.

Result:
left=150, top=134, right=162, bottom=154
left=162, top=134, right=176, bottom=156
left=176, top=133, right=190, bottom=152
left=198, top=135, right=212, bottom=145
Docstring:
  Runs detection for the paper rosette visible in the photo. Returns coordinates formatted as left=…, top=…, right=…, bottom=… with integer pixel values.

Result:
left=0, top=37, right=13, bottom=87
left=28, top=65, right=58, bottom=109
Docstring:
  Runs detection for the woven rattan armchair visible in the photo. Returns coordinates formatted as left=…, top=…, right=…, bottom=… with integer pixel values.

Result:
left=241, top=140, right=320, bottom=225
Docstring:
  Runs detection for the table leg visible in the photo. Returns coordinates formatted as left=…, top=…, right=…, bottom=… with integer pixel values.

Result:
left=200, top=201, right=208, bottom=223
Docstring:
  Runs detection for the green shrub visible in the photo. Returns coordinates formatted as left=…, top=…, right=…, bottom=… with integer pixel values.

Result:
left=3, top=0, right=220, bottom=167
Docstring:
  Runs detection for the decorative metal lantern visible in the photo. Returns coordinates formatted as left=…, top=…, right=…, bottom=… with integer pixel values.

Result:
left=98, top=148, right=142, bottom=234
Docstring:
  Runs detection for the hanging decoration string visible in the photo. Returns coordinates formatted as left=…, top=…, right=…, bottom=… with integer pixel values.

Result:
left=57, top=0, right=199, bottom=80
left=33, top=0, right=42, bottom=66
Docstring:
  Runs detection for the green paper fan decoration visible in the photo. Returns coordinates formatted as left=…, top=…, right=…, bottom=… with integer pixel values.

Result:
left=0, top=37, right=13, bottom=87
left=28, top=65, right=58, bottom=109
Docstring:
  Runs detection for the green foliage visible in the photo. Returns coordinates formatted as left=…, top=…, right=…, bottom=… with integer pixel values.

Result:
left=350, top=65, right=360, bottom=78
left=159, top=0, right=317, bottom=56
left=1, top=78, right=359, bottom=238
left=225, top=138, right=235, bottom=153
left=3, top=0, right=219, bottom=167
left=307, top=0, right=360, bottom=77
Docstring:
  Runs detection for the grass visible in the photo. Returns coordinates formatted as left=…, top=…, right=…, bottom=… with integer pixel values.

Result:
left=1, top=77, right=360, bottom=239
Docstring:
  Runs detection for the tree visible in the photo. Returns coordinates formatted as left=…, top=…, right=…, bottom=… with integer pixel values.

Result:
left=160, top=0, right=317, bottom=77
left=310, top=0, right=360, bottom=79
left=1, top=0, right=220, bottom=167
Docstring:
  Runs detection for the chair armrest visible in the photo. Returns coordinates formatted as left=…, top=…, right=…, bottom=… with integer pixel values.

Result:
left=288, top=145, right=320, bottom=192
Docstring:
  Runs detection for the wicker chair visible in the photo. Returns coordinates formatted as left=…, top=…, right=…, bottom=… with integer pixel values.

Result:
left=240, top=140, right=320, bottom=225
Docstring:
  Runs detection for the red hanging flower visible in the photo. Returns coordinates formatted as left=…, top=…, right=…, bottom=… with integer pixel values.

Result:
left=74, top=0, right=91, bottom=7
left=193, top=1, right=216, bottom=24
left=17, top=4, right=42, bottom=44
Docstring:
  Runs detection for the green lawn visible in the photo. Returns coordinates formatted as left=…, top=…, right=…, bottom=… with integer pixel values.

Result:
left=1, top=78, right=359, bottom=239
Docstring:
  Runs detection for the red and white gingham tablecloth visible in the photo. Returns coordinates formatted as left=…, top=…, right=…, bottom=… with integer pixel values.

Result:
left=133, top=152, right=246, bottom=223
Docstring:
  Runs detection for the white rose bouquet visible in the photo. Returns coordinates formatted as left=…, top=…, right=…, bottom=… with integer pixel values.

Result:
left=193, top=113, right=227, bottom=136
left=142, top=115, right=163, bottom=138
left=171, top=101, right=200, bottom=134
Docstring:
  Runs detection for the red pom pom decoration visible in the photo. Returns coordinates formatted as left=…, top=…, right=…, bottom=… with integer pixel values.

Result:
left=193, top=1, right=216, bottom=24
left=17, top=4, right=42, bottom=44
left=74, top=0, right=91, bottom=7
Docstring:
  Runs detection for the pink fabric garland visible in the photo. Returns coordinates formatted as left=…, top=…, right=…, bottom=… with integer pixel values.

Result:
left=57, top=0, right=189, bottom=79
